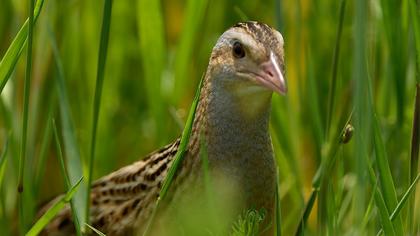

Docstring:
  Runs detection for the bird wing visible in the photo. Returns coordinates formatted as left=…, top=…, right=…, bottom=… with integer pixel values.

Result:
left=39, top=138, right=180, bottom=236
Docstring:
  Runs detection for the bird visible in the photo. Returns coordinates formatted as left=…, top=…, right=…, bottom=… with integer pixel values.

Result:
left=39, top=21, right=286, bottom=236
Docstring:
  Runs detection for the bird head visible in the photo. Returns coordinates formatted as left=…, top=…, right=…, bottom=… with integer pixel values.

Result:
left=208, top=21, right=286, bottom=97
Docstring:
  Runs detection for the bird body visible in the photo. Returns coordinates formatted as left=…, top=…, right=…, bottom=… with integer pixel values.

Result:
left=40, top=21, right=286, bottom=236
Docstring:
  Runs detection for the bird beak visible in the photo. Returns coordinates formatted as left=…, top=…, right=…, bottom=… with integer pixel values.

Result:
left=256, top=52, right=287, bottom=95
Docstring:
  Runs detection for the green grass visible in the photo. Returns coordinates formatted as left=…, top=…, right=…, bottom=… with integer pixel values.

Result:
left=17, top=0, right=36, bottom=233
left=136, top=0, right=167, bottom=145
left=143, top=76, right=204, bottom=236
left=0, top=0, right=419, bottom=235
left=26, top=177, right=83, bottom=236
left=49, top=23, right=86, bottom=230
left=0, top=0, right=44, bottom=93
left=84, top=223, right=106, bottom=236
left=52, top=118, right=81, bottom=236
left=85, top=0, right=112, bottom=228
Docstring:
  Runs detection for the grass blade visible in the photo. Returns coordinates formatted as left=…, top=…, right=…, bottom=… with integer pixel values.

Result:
left=173, top=0, right=209, bottom=103
left=0, top=133, right=9, bottom=186
left=52, top=119, right=81, bottom=236
left=306, top=50, right=323, bottom=157
left=295, top=112, right=353, bottom=235
left=85, top=223, right=106, bottom=236
left=409, top=0, right=420, bottom=84
left=17, top=0, right=36, bottom=232
left=34, top=110, right=53, bottom=195
left=380, top=0, right=407, bottom=125
left=49, top=25, right=86, bottom=227
left=367, top=164, right=395, bottom=236
left=136, top=0, right=166, bottom=143
left=295, top=189, right=317, bottom=236
left=325, top=0, right=346, bottom=138
left=371, top=113, right=404, bottom=235
left=53, top=119, right=70, bottom=202
left=377, top=173, right=420, bottom=236
left=0, top=0, right=45, bottom=93
left=0, top=133, right=9, bottom=234
left=408, top=84, right=420, bottom=233
left=0, top=134, right=9, bottom=173
left=390, top=173, right=420, bottom=222
left=160, top=76, right=203, bottom=199
left=361, top=181, right=378, bottom=229
left=366, top=36, right=404, bottom=234
left=142, top=76, right=204, bottom=236
left=86, top=0, right=113, bottom=225
left=25, top=177, right=83, bottom=236
left=353, top=0, right=370, bottom=232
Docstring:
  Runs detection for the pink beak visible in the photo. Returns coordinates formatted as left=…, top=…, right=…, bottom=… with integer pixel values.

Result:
left=256, top=52, right=287, bottom=95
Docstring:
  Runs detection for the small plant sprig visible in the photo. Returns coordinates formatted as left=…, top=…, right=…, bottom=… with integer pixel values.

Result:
left=231, top=208, right=266, bottom=236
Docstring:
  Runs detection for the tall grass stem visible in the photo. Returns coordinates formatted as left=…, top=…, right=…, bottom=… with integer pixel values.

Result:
left=85, top=0, right=113, bottom=226
left=142, top=76, right=204, bottom=236
left=17, top=0, right=35, bottom=232
left=52, top=119, right=81, bottom=236
left=325, top=0, right=346, bottom=139
left=0, top=0, right=44, bottom=94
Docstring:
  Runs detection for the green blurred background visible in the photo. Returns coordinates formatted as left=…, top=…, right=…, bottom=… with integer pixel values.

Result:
left=0, top=0, right=419, bottom=235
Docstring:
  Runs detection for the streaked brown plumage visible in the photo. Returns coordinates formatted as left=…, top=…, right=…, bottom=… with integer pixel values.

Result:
left=40, top=21, right=286, bottom=236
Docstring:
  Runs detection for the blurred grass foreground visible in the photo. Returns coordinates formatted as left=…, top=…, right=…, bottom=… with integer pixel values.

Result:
left=0, top=0, right=420, bottom=235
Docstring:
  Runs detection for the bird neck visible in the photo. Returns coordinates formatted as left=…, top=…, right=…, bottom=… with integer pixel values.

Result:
left=189, top=71, right=273, bottom=161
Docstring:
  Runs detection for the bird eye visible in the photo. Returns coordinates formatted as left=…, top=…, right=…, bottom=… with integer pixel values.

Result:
left=232, top=41, right=245, bottom=58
